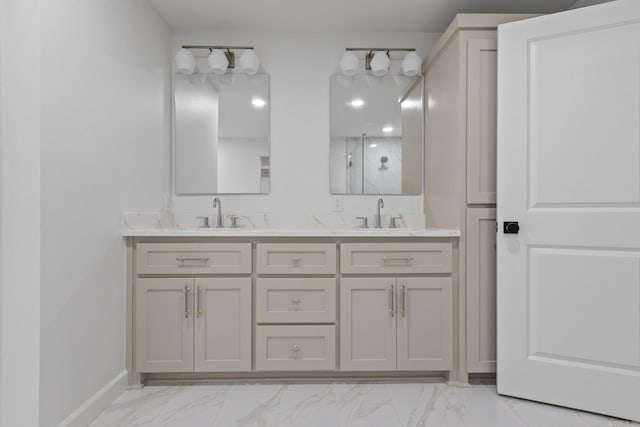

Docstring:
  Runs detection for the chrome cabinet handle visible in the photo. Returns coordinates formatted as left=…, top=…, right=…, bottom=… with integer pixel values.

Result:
left=290, top=296, right=301, bottom=305
left=176, top=256, right=210, bottom=265
left=400, top=285, right=406, bottom=317
left=196, top=286, right=202, bottom=318
left=388, top=286, right=395, bottom=317
left=184, top=286, right=191, bottom=318
left=381, top=256, right=414, bottom=266
left=290, top=257, right=303, bottom=268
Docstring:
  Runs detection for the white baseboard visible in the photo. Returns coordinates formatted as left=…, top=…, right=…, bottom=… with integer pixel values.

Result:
left=57, top=370, right=127, bottom=427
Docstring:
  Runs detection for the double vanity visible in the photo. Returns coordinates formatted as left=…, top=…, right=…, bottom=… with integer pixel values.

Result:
left=124, top=213, right=460, bottom=387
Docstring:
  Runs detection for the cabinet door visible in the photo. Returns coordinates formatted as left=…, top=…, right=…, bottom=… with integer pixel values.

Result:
left=135, top=278, right=194, bottom=372
left=397, top=277, right=453, bottom=371
left=194, top=278, right=251, bottom=371
left=466, top=208, right=497, bottom=373
left=340, top=278, right=396, bottom=371
left=467, top=38, right=497, bottom=204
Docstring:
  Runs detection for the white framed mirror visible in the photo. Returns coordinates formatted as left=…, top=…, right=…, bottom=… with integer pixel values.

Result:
left=174, top=73, right=270, bottom=194
left=329, top=74, right=423, bottom=195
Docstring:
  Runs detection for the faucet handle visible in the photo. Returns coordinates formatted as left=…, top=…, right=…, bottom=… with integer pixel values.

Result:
left=356, top=216, right=369, bottom=228
left=229, top=215, right=246, bottom=228
left=389, top=216, right=403, bottom=229
left=196, top=216, right=210, bottom=228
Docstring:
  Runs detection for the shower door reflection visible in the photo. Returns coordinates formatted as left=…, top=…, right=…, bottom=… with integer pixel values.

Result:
left=340, top=135, right=402, bottom=194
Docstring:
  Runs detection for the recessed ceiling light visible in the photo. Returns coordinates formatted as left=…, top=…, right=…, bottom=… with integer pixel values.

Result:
left=349, top=99, right=364, bottom=108
left=383, top=126, right=393, bottom=133
left=252, top=98, right=266, bottom=108
left=369, top=143, right=377, bottom=148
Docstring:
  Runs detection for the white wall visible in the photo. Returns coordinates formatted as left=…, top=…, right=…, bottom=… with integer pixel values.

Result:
left=39, top=1, right=172, bottom=425
left=172, top=31, right=441, bottom=217
left=0, top=0, right=41, bottom=425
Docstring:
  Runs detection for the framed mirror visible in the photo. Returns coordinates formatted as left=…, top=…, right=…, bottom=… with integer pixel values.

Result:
left=174, top=73, right=270, bottom=194
left=329, top=74, right=423, bottom=195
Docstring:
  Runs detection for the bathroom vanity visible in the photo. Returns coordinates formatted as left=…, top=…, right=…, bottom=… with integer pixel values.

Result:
left=124, top=222, right=460, bottom=387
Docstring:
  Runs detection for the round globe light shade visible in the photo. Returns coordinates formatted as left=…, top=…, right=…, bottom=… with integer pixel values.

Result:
left=208, top=49, right=229, bottom=74
left=339, top=51, right=359, bottom=76
left=370, top=51, right=390, bottom=77
left=402, top=51, right=422, bottom=76
left=174, top=48, right=195, bottom=74
left=238, top=49, right=260, bottom=74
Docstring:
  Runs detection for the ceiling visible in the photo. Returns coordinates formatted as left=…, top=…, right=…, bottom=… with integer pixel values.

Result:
left=148, top=0, right=577, bottom=33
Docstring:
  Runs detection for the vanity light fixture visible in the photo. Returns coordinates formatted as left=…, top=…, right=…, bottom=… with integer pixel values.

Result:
left=370, top=51, right=390, bottom=76
left=401, top=51, right=422, bottom=76
left=349, top=98, right=365, bottom=108
left=382, top=126, right=394, bottom=133
left=342, top=48, right=421, bottom=77
left=339, top=51, right=359, bottom=76
left=176, top=45, right=260, bottom=75
left=174, top=48, right=196, bottom=74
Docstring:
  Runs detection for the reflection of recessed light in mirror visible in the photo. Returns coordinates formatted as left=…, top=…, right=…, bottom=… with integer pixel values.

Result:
left=349, top=99, right=364, bottom=108
left=369, top=144, right=377, bottom=148
left=252, top=98, right=267, bottom=108
left=382, top=126, right=394, bottom=133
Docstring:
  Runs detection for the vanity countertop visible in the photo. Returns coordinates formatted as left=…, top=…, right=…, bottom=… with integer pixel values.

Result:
left=122, top=228, right=460, bottom=237
left=121, top=212, right=460, bottom=238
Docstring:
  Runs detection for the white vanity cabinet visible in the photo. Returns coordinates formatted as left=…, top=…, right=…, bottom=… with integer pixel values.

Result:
left=339, top=243, right=453, bottom=372
left=255, top=243, right=337, bottom=371
left=136, top=277, right=251, bottom=373
left=125, top=233, right=459, bottom=386
left=132, top=242, right=252, bottom=376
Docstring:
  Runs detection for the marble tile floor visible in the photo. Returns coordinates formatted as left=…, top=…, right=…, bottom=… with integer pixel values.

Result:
left=90, top=382, right=639, bottom=427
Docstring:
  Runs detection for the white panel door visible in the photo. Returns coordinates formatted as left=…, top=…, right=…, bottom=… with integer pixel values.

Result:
left=497, top=1, right=640, bottom=421
left=194, top=278, right=251, bottom=372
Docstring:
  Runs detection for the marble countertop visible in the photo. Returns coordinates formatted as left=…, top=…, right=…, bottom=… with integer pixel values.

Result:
left=122, top=228, right=460, bottom=237
left=121, top=212, right=461, bottom=238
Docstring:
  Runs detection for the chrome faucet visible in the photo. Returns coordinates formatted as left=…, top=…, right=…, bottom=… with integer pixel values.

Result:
left=212, top=197, right=223, bottom=228
left=375, top=198, right=384, bottom=228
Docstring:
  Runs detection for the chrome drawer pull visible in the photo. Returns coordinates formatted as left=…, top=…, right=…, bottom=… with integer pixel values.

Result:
left=176, top=256, right=210, bottom=265
left=184, top=286, right=191, bottom=318
left=291, top=344, right=301, bottom=359
left=290, top=257, right=303, bottom=268
left=381, top=256, right=414, bottom=266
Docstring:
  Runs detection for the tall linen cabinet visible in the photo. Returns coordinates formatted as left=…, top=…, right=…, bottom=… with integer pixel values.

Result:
left=423, top=14, right=535, bottom=381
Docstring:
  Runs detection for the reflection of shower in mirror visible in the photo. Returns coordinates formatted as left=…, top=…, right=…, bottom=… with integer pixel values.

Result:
left=379, top=155, right=389, bottom=170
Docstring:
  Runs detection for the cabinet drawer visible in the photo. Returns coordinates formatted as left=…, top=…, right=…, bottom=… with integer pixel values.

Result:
left=256, top=243, right=336, bottom=275
left=340, top=243, right=452, bottom=274
left=256, top=278, right=336, bottom=324
left=136, top=243, right=251, bottom=275
left=255, top=325, right=336, bottom=371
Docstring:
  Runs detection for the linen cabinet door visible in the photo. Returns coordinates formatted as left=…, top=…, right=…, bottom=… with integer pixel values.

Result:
left=135, top=278, right=194, bottom=372
left=396, top=277, right=453, bottom=371
left=340, top=278, right=396, bottom=371
left=467, top=38, right=498, bottom=204
left=466, top=208, right=497, bottom=373
left=194, top=278, right=252, bottom=372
